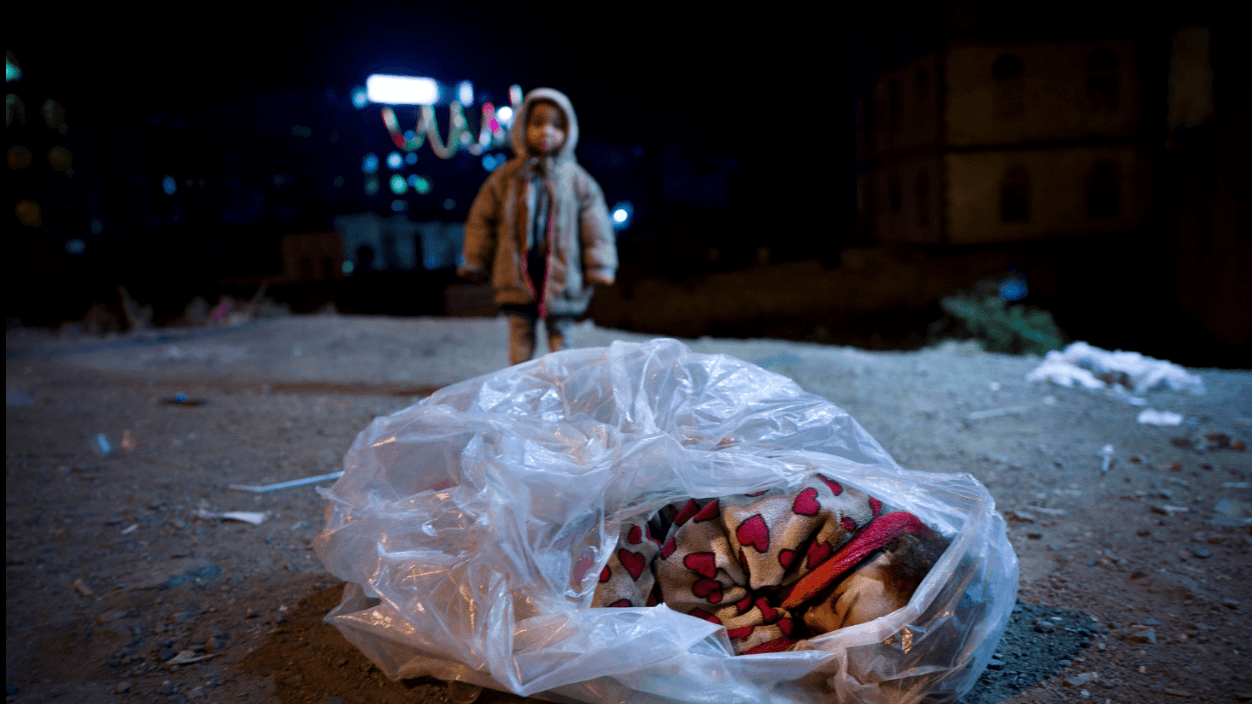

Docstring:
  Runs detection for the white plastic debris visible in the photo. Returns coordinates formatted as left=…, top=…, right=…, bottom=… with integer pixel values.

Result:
left=1025, top=342, right=1205, bottom=395
left=195, top=509, right=268, bottom=525
left=226, top=471, right=345, bottom=494
left=1100, top=444, right=1115, bottom=474
left=166, top=650, right=215, bottom=665
left=1137, top=409, right=1183, bottom=426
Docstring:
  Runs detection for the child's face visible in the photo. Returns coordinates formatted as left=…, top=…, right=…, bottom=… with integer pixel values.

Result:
left=525, top=102, right=566, bottom=156
left=801, top=552, right=907, bottom=634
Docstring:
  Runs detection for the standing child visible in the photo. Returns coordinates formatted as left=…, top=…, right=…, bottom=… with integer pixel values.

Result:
left=459, top=87, right=618, bottom=365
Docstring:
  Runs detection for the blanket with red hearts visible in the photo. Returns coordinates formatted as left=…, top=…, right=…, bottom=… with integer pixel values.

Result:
left=591, top=474, right=910, bottom=654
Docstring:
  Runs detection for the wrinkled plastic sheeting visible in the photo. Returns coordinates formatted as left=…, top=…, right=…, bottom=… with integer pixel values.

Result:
left=313, top=339, right=1018, bottom=704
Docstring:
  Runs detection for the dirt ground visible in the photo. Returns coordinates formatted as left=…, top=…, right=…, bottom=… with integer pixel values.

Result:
left=6, top=314, right=1251, bottom=704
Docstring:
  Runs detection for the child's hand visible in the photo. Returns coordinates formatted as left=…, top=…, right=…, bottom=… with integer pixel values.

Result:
left=586, top=271, right=614, bottom=286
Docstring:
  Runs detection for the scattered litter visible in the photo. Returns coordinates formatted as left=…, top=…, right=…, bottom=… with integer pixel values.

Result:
left=967, top=406, right=1030, bottom=420
left=1064, top=672, right=1100, bottom=687
left=163, top=394, right=207, bottom=407
left=1151, top=504, right=1190, bottom=515
left=226, top=471, right=344, bottom=494
left=1100, top=445, right=1115, bottom=474
left=1025, top=342, right=1205, bottom=396
left=93, top=433, right=113, bottom=457
left=1138, top=410, right=1183, bottom=426
left=194, top=509, right=268, bottom=526
left=1212, top=499, right=1252, bottom=527
left=72, top=578, right=93, bottom=597
left=121, top=524, right=138, bottom=535
left=121, top=430, right=137, bottom=451
left=1172, top=431, right=1241, bottom=452
left=1025, top=506, right=1068, bottom=517
left=166, top=650, right=215, bottom=666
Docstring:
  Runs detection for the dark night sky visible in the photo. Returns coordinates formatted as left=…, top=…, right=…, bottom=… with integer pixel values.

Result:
left=8, top=3, right=852, bottom=148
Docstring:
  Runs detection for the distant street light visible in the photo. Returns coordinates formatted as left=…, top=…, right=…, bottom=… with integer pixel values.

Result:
left=611, top=202, right=634, bottom=230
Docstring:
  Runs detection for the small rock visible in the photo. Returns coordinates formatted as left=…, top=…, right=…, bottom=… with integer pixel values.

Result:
left=1065, top=672, right=1100, bottom=687
left=987, top=658, right=1005, bottom=670
left=116, top=681, right=132, bottom=694
left=1034, top=619, right=1055, bottom=633
left=1130, top=628, right=1157, bottom=644
left=1027, top=532, right=1043, bottom=540
left=1222, top=598, right=1241, bottom=610
left=1152, top=504, right=1190, bottom=515
left=72, top=578, right=93, bottom=597
left=1143, top=619, right=1161, bottom=626
left=1163, top=687, right=1194, bottom=697
left=1192, top=547, right=1212, bottom=558
left=97, top=609, right=129, bottom=623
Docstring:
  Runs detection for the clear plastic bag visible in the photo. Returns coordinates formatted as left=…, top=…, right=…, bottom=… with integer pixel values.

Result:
left=313, top=339, right=1018, bottom=703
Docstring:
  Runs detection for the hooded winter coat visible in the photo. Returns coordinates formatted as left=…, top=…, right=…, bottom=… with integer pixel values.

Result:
left=461, top=88, right=617, bottom=317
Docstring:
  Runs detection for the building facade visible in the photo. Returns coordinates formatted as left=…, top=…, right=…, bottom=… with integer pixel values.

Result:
left=859, top=30, right=1157, bottom=247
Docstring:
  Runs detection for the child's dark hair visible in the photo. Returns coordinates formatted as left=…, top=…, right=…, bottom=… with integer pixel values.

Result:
left=880, top=530, right=951, bottom=600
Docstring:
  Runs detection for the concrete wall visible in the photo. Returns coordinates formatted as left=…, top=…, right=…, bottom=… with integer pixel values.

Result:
left=944, top=39, right=1142, bottom=146
left=944, top=146, right=1150, bottom=244
left=873, top=156, right=944, bottom=244
left=873, top=53, right=943, bottom=154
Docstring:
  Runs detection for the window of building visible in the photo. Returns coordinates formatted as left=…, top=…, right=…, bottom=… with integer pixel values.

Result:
left=915, top=171, right=930, bottom=227
left=889, top=79, right=902, bottom=134
left=992, top=54, right=1025, bottom=119
left=1087, top=162, right=1119, bottom=218
left=1086, top=48, right=1120, bottom=112
left=999, top=165, right=1030, bottom=222
left=889, top=174, right=902, bottom=213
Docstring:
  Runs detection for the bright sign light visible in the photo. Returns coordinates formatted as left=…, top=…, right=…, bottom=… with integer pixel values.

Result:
left=366, top=75, right=440, bottom=106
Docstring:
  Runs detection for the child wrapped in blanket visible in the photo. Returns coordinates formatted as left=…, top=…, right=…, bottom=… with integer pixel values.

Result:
left=591, top=473, right=950, bottom=655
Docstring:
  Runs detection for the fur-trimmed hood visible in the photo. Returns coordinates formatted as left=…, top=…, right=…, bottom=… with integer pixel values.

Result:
left=510, top=87, right=580, bottom=164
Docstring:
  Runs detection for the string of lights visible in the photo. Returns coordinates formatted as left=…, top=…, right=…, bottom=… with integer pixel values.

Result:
left=379, top=84, right=523, bottom=160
